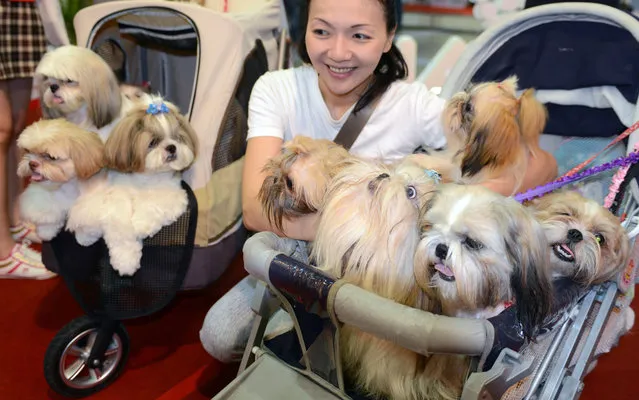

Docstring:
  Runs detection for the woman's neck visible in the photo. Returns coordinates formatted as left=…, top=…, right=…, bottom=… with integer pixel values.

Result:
left=318, top=76, right=373, bottom=120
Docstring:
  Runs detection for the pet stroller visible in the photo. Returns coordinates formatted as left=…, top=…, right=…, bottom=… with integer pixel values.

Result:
left=41, top=0, right=288, bottom=397
left=41, top=0, right=289, bottom=290
left=214, top=3, right=639, bottom=399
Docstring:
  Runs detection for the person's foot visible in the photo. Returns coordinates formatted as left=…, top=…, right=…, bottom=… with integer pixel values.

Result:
left=0, top=241, right=56, bottom=280
left=10, top=222, right=42, bottom=244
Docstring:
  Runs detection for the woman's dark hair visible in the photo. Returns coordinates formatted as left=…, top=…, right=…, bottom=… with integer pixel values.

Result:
left=297, top=0, right=408, bottom=113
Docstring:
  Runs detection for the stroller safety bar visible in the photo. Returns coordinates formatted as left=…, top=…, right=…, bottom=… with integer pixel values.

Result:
left=243, top=232, right=499, bottom=359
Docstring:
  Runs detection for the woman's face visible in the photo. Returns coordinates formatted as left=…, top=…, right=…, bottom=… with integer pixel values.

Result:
left=305, top=0, right=394, bottom=105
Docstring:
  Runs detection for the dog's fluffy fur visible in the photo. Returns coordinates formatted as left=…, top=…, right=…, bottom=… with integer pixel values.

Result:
left=411, top=76, right=547, bottom=194
left=258, top=135, right=352, bottom=232
left=311, top=157, right=460, bottom=400
left=17, top=119, right=105, bottom=240
left=530, top=191, right=630, bottom=286
left=35, top=45, right=136, bottom=142
left=66, top=96, right=198, bottom=276
left=414, top=184, right=553, bottom=339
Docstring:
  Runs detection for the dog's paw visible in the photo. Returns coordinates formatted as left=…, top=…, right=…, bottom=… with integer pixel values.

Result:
left=36, top=223, right=63, bottom=241
left=74, top=230, right=101, bottom=247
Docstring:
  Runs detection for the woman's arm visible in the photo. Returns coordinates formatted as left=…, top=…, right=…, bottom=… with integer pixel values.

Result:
left=242, top=136, right=319, bottom=241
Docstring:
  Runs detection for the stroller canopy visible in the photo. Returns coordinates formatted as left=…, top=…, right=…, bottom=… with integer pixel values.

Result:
left=441, top=3, right=639, bottom=139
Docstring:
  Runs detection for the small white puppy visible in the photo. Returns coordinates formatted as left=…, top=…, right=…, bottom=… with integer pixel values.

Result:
left=66, top=96, right=198, bottom=276
left=17, top=119, right=105, bottom=241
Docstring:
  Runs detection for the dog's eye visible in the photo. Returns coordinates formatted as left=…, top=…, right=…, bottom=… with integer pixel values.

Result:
left=463, top=99, right=473, bottom=115
left=595, top=233, right=605, bottom=245
left=43, top=153, right=56, bottom=161
left=285, top=177, right=294, bottom=190
left=148, top=138, right=160, bottom=149
left=406, top=185, right=417, bottom=199
left=557, top=211, right=571, bottom=216
left=463, top=236, right=483, bottom=250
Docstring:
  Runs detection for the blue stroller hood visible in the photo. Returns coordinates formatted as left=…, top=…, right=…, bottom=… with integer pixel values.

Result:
left=441, top=3, right=639, bottom=139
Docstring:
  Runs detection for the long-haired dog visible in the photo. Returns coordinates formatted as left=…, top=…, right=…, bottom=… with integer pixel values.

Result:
left=529, top=191, right=630, bottom=287
left=412, top=76, right=548, bottom=194
left=311, top=157, right=449, bottom=400
left=35, top=45, right=135, bottom=142
left=258, top=135, right=352, bottom=232
left=17, top=119, right=105, bottom=241
left=66, top=96, right=198, bottom=276
left=414, top=184, right=553, bottom=336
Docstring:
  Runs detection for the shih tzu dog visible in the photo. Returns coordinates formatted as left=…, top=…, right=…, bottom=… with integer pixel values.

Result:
left=529, top=191, right=630, bottom=288
left=412, top=76, right=547, bottom=194
left=66, top=96, right=198, bottom=276
left=311, top=157, right=456, bottom=400
left=35, top=45, right=135, bottom=142
left=17, top=119, right=105, bottom=241
left=414, top=183, right=553, bottom=338
left=258, top=135, right=353, bottom=232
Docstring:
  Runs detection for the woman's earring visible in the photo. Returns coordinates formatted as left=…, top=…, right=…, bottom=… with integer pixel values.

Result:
left=379, top=64, right=389, bottom=74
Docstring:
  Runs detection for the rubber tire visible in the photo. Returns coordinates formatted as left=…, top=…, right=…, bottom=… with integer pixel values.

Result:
left=44, top=316, right=130, bottom=398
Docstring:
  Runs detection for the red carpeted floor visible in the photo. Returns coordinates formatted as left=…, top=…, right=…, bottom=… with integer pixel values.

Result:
left=1, top=249, right=638, bottom=400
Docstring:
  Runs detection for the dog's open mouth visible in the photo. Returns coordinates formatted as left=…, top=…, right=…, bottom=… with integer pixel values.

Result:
left=433, top=263, right=455, bottom=282
left=30, top=172, right=46, bottom=182
left=52, top=94, right=64, bottom=104
left=552, top=243, right=575, bottom=263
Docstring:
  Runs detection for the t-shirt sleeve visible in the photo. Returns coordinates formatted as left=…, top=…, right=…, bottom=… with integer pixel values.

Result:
left=246, top=72, right=286, bottom=140
left=416, top=85, right=447, bottom=150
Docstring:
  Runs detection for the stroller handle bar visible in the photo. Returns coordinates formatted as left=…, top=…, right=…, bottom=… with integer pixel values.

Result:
left=243, top=232, right=496, bottom=359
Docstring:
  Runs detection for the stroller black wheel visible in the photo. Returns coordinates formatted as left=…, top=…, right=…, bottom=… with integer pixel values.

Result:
left=44, top=316, right=130, bottom=398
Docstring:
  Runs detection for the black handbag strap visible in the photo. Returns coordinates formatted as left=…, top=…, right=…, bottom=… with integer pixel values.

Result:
left=332, top=104, right=374, bottom=150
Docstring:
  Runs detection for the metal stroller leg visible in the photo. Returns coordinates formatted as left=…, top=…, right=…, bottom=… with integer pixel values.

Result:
left=238, top=280, right=281, bottom=374
left=557, top=283, right=618, bottom=400
left=461, top=348, right=534, bottom=400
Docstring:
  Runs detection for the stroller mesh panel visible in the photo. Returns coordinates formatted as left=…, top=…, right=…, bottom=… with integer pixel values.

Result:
left=212, top=40, right=269, bottom=172
left=50, top=182, right=198, bottom=321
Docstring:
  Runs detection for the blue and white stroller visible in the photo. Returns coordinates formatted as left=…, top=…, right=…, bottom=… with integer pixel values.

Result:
left=214, top=3, right=639, bottom=399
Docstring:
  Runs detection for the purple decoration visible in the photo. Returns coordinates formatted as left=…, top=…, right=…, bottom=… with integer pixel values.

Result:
left=514, top=151, right=639, bottom=203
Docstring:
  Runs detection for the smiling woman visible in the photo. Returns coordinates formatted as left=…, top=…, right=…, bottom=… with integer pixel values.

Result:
left=199, top=0, right=452, bottom=365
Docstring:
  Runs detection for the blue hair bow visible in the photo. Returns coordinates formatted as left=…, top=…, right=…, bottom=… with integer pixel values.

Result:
left=146, top=102, right=169, bottom=115
left=425, top=169, right=442, bottom=184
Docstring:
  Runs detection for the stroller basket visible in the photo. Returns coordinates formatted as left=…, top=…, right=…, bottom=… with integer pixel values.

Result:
left=47, top=181, right=198, bottom=321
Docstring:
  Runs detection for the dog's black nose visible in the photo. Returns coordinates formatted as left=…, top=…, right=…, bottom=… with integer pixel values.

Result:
left=50, top=84, right=59, bottom=93
left=29, top=161, right=38, bottom=170
left=435, top=243, right=448, bottom=260
left=567, top=229, right=583, bottom=243
left=165, top=144, right=176, bottom=154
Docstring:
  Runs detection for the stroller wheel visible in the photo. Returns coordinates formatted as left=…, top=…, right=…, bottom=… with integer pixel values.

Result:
left=44, top=316, right=130, bottom=398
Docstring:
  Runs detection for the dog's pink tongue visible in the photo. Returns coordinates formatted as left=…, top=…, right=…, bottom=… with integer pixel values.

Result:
left=560, top=243, right=574, bottom=258
left=435, top=263, right=454, bottom=277
left=30, top=173, right=43, bottom=182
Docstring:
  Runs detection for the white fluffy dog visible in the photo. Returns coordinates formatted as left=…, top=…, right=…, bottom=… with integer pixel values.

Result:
left=17, top=119, right=105, bottom=241
left=35, top=45, right=136, bottom=142
left=66, top=96, right=198, bottom=276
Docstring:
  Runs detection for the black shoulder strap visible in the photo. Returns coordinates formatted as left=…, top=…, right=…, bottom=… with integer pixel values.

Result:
left=332, top=104, right=374, bottom=150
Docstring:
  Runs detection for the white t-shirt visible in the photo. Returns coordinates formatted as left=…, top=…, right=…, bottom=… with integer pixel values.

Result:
left=247, top=65, right=446, bottom=161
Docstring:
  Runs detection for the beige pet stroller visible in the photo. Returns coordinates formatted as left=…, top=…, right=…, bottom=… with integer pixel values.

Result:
left=214, top=3, right=639, bottom=399
left=41, top=0, right=291, bottom=397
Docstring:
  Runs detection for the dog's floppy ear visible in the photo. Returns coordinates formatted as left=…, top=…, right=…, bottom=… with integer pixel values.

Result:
left=518, top=88, right=547, bottom=146
left=68, top=128, right=105, bottom=180
left=503, top=202, right=553, bottom=339
left=104, top=110, right=146, bottom=173
left=461, top=109, right=520, bottom=177
left=86, top=69, right=122, bottom=129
